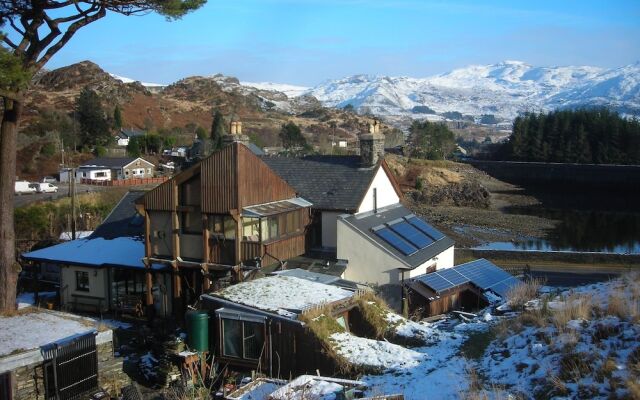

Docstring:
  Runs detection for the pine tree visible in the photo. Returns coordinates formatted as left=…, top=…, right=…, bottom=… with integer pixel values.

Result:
left=113, top=105, right=123, bottom=130
left=75, top=87, right=110, bottom=147
left=210, top=110, right=225, bottom=150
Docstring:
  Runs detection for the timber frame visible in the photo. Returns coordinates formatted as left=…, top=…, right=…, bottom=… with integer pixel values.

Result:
left=137, top=142, right=312, bottom=319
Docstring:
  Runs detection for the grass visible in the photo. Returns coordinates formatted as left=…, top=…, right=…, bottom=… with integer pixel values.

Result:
left=460, top=330, right=496, bottom=361
left=505, top=277, right=543, bottom=310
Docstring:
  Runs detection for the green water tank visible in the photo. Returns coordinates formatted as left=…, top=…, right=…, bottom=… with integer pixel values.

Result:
left=186, top=310, right=209, bottom=352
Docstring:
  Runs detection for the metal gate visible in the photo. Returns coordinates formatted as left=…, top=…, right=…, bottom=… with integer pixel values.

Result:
left=42, top=332, right=99, bottom=400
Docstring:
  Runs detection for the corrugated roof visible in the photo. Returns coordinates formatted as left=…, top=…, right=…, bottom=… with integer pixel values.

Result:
left=260, top=155, right=377, bottom=211
left=339, top=203, right=455, bottom=269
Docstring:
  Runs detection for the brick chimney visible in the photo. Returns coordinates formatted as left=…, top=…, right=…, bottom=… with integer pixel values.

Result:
left=223, top=120, right=250, bottom=147
left=360, top=120, right=385, bottom=167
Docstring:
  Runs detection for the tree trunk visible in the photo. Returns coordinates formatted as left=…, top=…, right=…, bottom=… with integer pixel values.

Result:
left=0, top=96, right=22, bottom=312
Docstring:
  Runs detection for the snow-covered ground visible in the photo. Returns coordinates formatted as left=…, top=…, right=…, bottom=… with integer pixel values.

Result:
left=325, top=274, right=639, bottom=399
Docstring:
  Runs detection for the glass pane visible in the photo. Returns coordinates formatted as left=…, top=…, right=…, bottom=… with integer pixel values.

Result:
left=261, top=219, right=269, bottom=241
left=242, top=218, right=260, bottom=241
left=224, top=217, right=235, bottom=239
left=269, top=217, right=279, bottom=239
left=222, top=319, right=242, bottom=358
left=243, top=321, right=265, bottom=360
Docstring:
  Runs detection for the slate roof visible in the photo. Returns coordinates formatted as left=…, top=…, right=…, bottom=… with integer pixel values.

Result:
left=91, top=191, right=144, bottom=240
left=118, top=128, right=146, bottom=138
left=339, top=203, right=455, bottom=269
left=80, top=157, right=137, bottom=168
left=21, top=191, right=151, bottom=269
left=260, top=155, right=377, bottom=211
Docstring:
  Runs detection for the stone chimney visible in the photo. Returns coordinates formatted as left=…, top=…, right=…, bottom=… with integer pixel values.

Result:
left=360, top=120, right=385, bottom=167
left=223, top=120, right=250, bottom=147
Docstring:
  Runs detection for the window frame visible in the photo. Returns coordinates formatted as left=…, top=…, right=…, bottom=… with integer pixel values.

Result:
left=75, top=270, right=90, bottom=292
left=220, top=318, right=265, bottom=361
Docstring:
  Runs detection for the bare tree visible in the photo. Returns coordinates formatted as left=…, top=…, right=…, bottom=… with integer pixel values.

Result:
left=0, top=0, right=205, bottom=311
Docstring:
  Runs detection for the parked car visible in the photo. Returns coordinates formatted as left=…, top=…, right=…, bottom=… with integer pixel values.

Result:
left=15, top=181, right=37, bottom=195
left=42, top=176, right=57, bottom=183
left=35, top=183, right=58, bottom=193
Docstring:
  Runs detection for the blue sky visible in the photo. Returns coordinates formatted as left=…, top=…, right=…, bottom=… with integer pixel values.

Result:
left=40, top=0, right=640, bottom=86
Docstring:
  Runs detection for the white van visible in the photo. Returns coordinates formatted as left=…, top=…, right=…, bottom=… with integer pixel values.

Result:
left=15, top=181, right=37, bottom=195
left=35, top=182, right=59, bottom=193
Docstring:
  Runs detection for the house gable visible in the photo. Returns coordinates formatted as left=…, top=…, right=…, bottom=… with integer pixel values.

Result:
left=122, top=158, right=154, bottom=170
left=356, top=160, right=403, bottom=214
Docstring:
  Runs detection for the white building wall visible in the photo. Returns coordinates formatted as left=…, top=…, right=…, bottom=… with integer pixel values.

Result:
left=337, top=219, right=406, bottom=285
left=116, top=138, right=129, bottom=146
left=321, top=211, right=343, bottom=249
left=407, top=245, right=455, bottom=278
left=60, top=266, right=109, bottom=311
left=357, top=167, right=400, bottom=214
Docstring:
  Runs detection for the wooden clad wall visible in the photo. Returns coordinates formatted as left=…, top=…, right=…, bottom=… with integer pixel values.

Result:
left=143, top=179, right=176, bottom=211
left=236, top=144, right=296, bottom=209
left=201, top=145, right=238, bottom=214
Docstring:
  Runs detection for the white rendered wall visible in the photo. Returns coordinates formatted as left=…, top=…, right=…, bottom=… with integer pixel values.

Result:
left=357, top=167, right=400, bottom=214
left=321, top=211, right=342, bottom=248
left=337, top=219, right=405, bottom=285
left=61, top=266, right=109, bottom=311
left=407, top=245, right=455, bottom=278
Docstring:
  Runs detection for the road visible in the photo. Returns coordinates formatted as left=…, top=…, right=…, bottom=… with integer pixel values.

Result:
left=13, top=183, right=110, bottom=207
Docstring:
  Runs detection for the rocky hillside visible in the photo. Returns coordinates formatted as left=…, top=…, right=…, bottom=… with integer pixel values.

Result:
left=23, top=61, right=395, bottom=146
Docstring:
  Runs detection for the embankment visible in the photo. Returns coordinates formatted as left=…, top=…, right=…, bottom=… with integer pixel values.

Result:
left=467, top=160, right=640, bottom=193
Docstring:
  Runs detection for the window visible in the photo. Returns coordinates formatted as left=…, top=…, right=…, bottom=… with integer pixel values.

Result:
left=208, top=215, right=236, bottom=240
left=95, top=172, right=106, bottom=178
left=147, top=168, right=151, bottom=174
left=181, top=212, right=203, bottom=234
left=221, top=319, right=265, bottom=360
left=76, top=271, right=89, bottom=292
left=242, top=218, right=260, bottom=241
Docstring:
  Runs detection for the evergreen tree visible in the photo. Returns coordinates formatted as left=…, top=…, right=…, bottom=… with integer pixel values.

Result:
left=75, top=87, right=110, bottom=147
left=113, top=105, right=123, bottom=130
left=210, top=110, right=225, bottom=150
left=408, top=120, right=456, bottom=160
left=279, top=122, right=309, bottom=150
left=495, top=108, right=640, bottom=165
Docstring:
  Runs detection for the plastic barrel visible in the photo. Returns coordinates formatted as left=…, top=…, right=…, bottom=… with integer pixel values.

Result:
left=185, top=310, right=209, bottom=352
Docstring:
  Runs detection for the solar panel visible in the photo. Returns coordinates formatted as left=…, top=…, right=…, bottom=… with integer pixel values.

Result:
left=406, top=216, right=445, bottom=240
left=418, top=272, right=456, bottom=293
left=438, top=268, right=470, bottom=286
left=389, top=221, right=435, bottom=249
left=455, top=259, right=515, bottom=290
left=487, top=277, right=521, bottom=297
left=374, top=227, right=418, bottom=256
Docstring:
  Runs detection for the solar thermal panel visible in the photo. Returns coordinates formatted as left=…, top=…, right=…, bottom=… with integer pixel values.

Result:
left=374, top=228, right=418, bottom=256
left=389, top=221, right=435, bottom=249
left=406, top=216, right=445, bottom=240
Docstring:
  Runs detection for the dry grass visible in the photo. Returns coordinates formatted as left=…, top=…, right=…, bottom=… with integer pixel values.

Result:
left=299, top=306, right=353, bottom=374
left=506, top=278, right=543, bottom=310
left=552, top=294, right=593, bottom=332
left=353, top=291, right=393, bottom=339
left=606, top=292, right=640, bottom=322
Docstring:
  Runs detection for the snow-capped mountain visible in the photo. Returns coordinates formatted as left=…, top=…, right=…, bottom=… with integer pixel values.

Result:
left=109, top=73, right=165, bottom=88
left=240, top=81, right=309, bottom=98
left=304, top=61, right=640, bottom=120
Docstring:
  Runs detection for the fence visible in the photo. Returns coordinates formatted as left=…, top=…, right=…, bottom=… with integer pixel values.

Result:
left=42, top=332, right=99, bottom=400
left=80, top=177, right=168, bottom=186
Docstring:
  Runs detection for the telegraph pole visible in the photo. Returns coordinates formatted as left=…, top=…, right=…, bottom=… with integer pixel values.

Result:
left=71, top=167, right=77, bottom=240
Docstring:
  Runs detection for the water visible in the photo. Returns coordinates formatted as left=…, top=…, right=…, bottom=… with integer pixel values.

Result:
left=475, top=195, right=640, bottom=254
